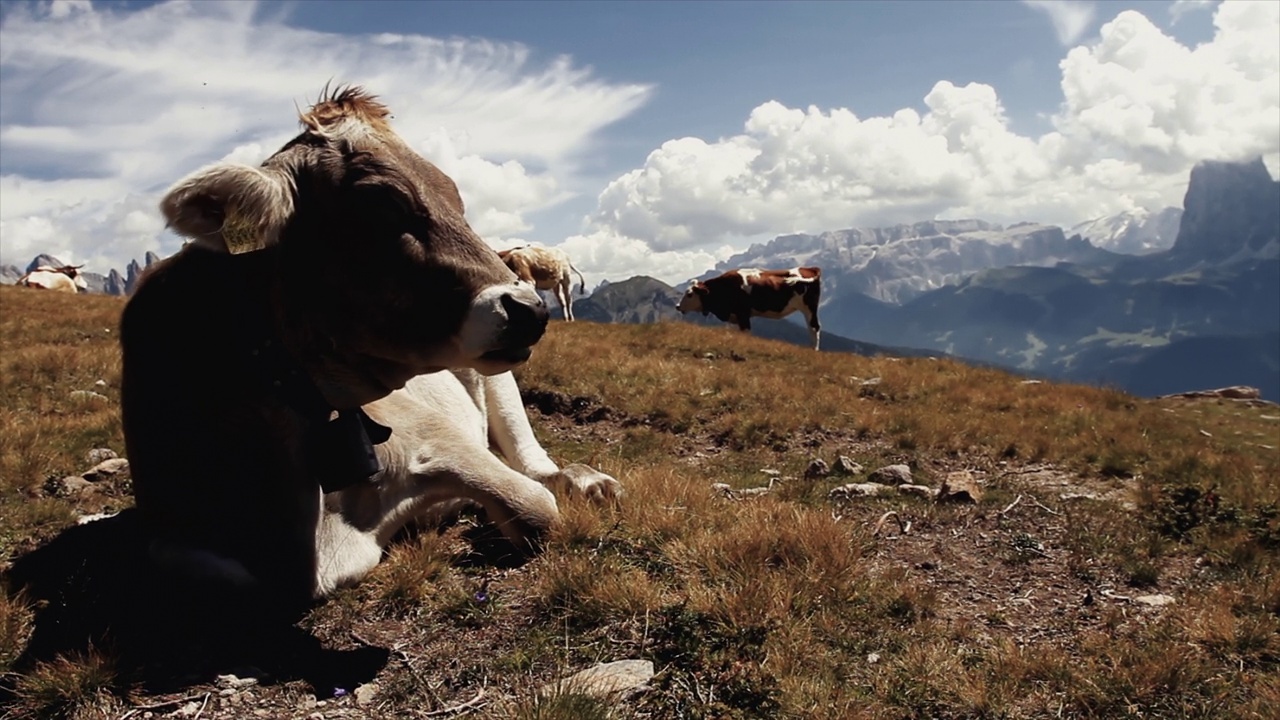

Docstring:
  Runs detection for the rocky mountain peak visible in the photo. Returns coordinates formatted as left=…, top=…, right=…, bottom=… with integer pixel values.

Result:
left=1171, top=157, right=1280, bottom=265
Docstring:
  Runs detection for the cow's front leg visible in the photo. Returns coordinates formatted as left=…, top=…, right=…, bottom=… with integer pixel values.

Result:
left=483, top=371, right=622, bottom=502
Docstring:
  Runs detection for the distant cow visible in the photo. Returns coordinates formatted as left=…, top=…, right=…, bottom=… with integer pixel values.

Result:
left=122, top=84, right=619, bottom=612
left=497, top=245, right=587, bottom=321
left=17, top=265, right=88, bottom=293
left=676, top=267, right=823, bottom=350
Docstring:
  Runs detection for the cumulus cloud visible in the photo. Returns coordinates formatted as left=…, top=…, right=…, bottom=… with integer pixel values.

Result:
left=0, top=0, right=650, bottom=272
left=1022, top=0, right=1098, bottom=46
left=576, top=0, right=1279, bottom=280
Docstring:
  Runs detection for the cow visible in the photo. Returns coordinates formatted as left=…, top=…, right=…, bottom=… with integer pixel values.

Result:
left=122, top=84, right=620, bottom=614
left=676, top=267, right=823, bottom=350
left=16, top=264, right=88, bottom=293
left=497, top=244, right=587, bottom=321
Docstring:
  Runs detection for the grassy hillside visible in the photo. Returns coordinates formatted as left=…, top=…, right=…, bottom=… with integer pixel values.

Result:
left=1, top=284, right=1278, bottom=719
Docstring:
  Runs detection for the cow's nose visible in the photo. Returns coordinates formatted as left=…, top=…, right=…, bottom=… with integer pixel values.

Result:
left=500, top=291, right=550, bottom=346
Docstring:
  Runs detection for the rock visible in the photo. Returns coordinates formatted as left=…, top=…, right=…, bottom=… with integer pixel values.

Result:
left=354, top=682, right=379, bottom=708
left=77, top=511, right=119, bottom=525
left=829, top=482, right=887, bottom=499
left=860, top=377, right=882, bottom=387
left=1159, top=386, right=1262, bottom=400
left=897, top=484, right=937, bottom=499
left=215, top=673, right=259, bottom=690
left=173, top=701, right=202, bottom=717
left=866, top=652, right=880, bottom=664
left=937, top=470, right=983, bottom=503
left=804, top=458, right=830, bottom=479
left=57, top=476, right=94, bottom=496
left=85, top=447, right=118, bottom=465
left=760, top=468, right=781, bottom=477
left=94, top=379, right=107, bottom=388
left=540, top=659, right=654, bottom=700
left=1020, top=379, right=1043, bottom=385
left=1134, top=594, right=1175, bottom=607
left=69, top=390, right=109, bottom=403
left=867, top=464, right=912, bottom=486
left=83, top=457, right=129, bottom=481
left=832, top=456, right=863, bottom=476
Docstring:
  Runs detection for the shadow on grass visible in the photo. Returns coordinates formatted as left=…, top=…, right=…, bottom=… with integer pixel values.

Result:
left=1, top=509, right=390, bottom=703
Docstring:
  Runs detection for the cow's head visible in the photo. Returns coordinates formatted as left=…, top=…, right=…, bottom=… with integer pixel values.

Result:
left=158, top=85, right=547, bottom=407
left=56, top=265, right=89, bottom=291
left=676, top=282, right=709, bottom=315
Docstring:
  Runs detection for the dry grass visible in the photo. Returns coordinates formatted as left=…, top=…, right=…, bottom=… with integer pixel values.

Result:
left=1, top=287, right=1277, bottom=719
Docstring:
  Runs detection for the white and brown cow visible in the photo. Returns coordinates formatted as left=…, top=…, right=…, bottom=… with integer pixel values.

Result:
left=497, top=245, right=587, bottom=321
left=123, top=85, right=619, bottom=612
left=676, top=267, right=823, bottom=350
left=17, top=265, right=89, bottom=293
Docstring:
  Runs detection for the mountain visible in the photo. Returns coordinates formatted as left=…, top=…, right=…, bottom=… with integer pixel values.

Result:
left=1069, top=207, right=1182, bottom=255
left=710, top=220, right=1115, bottom=305
left=833, top=157, right=1280, bottom=400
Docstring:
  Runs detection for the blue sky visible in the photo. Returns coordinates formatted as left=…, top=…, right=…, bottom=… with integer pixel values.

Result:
left=1, top=0, right=1273, bottom=284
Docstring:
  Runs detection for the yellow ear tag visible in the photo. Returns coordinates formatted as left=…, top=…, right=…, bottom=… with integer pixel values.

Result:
left=221, top=211, right=267, bottom=255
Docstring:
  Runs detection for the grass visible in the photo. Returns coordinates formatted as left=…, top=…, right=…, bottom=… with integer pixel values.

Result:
left=1, top=284, right=1278, bottom=719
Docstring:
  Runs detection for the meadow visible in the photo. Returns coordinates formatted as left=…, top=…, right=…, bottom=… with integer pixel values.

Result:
left=1, top=284, right=1277, bottom=719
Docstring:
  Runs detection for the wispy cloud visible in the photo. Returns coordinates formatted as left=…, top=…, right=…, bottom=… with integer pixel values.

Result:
left=1022, top=0, right=1098, bottom=46
left=1168, top=0, right=1216, bottom=25
left=0, top=0, right=651, bottom=271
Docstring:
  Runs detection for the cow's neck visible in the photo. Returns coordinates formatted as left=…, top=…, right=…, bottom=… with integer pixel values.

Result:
left=234, top=262, right=392, bottom=494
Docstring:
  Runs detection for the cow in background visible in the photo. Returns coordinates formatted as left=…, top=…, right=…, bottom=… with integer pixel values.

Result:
left=17, top=265, right=88, bottom=293
left=676, top=267, right=823, bottom=350
left=498, top=245, right=587, bottom=321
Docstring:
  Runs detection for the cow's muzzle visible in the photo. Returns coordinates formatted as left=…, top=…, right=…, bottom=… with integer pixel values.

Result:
left=461, top=283, right=549, bottom=373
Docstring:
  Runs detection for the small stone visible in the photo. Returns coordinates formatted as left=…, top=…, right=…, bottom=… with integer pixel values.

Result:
left=83, top=457, right=129, bottom=481
left=759, top=468, right=781, bottom=477
left=832, top=456, right=863, bottom=477
left=85, top=447, right=117, bottom=465
left=867, top=464, right=912, bottom=486
left=897, top=484, right=937, bottom=499
left=94, top=379, right=107, bottom=388
left=804, top=458, right=830, bottom=479
left=1134, top=594, right=1175, bottom=607
left=354, top=682, right=380, bottom=708
left=937, top=470, right=983, bottom=503
left=829, top=482, right=886, bottom=499
left=58, top=476, right=94, bottom=495
left=540, top=659, right=654, bottom=700
left=215, top=673, right=259, bottom=690
left=866, top=652, right=880, bottom=664
left=69, top=390, right=109, bottom=402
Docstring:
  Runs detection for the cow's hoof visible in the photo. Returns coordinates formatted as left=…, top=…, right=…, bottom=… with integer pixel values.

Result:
left=556, top=463, right=623, bottom=504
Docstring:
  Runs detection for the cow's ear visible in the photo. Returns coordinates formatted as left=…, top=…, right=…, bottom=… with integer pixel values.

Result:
left=160, top=163, right=294, bottom=255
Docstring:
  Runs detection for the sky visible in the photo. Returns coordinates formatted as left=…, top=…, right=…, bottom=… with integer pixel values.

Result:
left=1, top=0, right=1276, bottom=286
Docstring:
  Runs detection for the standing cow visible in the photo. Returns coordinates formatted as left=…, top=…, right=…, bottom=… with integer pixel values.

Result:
left=497, top=245, right=587, bottom=321
left=17, top=265, right=88, bottom=293
left=676, top=267, right=823, bottom=350
left=122, top=84, right=619, bottom=612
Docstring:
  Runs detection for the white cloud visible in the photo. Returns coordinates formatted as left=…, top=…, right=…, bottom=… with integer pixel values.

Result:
left=577, top=0, right=1279, bottom=273
left=0, top=0, right=650, bottom=271
left=1022, top=0, right=1098, bottom=46
left=1169, top=0, right=1216, bottom=25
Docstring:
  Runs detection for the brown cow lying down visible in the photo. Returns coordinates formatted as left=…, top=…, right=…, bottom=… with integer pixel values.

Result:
left=123, top=85, right=620, bottom=609
left=676, top=267, right=822, bottom=350
left=497, top=245, right=587, bottom=321
left=17, top=264, right=88, bottom=293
